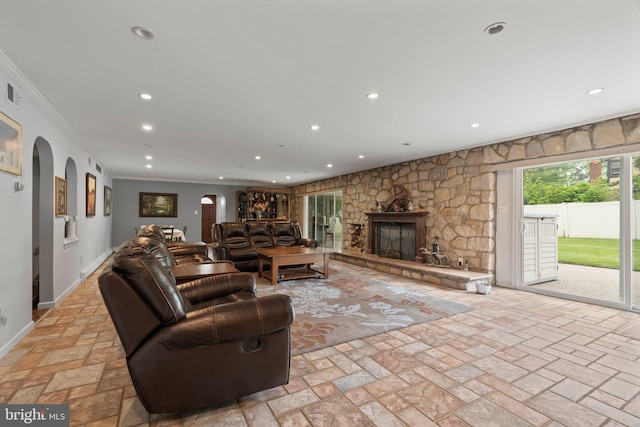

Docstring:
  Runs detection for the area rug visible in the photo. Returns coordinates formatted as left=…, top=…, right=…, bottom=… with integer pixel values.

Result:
left=257, top=261, right=473, bottom=355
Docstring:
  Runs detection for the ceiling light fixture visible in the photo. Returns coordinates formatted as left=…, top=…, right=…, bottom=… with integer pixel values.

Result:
left=286, top=176, right=291, bottom=180
left=310, top=124, right=320, bottom=131
left=145, top=155, right=152, bottom=160
left=358, top=155, right=364, bottom=159
left=219, top=176, right=224, bottom=180
left=470, top=123, right=480, bottom=128
left=142, top=124, right=153, bottom=131
left=484, top=22, right=506, bottom=35
left=587, top=88, right=604, bottom=95
left=327, top=164, right=333, bottom=168
left=366, top=93, right=379, bottom=99
left=255, top=155, right=261, bottom=160
left=138, top=93, right=152, bottom=100
left=131, top=26, right=156, bottom=40
left=146, top=164, right=152, bottom=169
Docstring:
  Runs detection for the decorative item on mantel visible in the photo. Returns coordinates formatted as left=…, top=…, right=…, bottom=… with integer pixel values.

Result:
left=419, top=236, right=451, bottom=268
left=372, top=184, right=426, bottom=214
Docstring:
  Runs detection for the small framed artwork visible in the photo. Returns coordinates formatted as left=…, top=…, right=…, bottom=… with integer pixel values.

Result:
left=86, top=173, right=96, bottom=217
left=104, top=185, right=112, bottom=216
left=55, top=176, right=66, bottom=217
left=0, top=111, right=22, bottom=176
left=139, top=192, right=178, bottom=217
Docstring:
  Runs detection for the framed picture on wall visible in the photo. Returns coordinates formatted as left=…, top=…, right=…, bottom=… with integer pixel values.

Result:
left=104, top=185, right=112, bottom=216
left=139, top=192, right=178, bottom=217
left=55, top=176, right=66, bottom=217
left=0, top=111, right=22, bottom=176
left=86, top=173, right=96, bottom=217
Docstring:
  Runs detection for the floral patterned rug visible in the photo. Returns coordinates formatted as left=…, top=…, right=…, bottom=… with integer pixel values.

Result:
left=257, top=260, right=473, bottom=355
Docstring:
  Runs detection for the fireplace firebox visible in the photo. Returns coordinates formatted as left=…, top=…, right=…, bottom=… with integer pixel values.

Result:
left=364, top=212, right=428, bottom=262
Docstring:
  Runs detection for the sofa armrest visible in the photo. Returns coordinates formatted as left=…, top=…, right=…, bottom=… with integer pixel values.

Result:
left=298, top=238, right=319, bottom=248
left=158, top=294, right=294, bottom=348
left=176, top=272, right=256, bottom=304
left=168, top=242, right=208, bottom=256
left=213, top=244, right=231, bottom=261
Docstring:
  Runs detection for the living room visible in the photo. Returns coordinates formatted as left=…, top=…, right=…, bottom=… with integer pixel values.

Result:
left=2, top=2, right=640, bottom=425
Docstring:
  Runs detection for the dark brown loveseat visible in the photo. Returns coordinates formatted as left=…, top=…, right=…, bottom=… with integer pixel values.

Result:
left=212, top=221, right=318, bottom=271
left=98, top=246, right=294, bottom=413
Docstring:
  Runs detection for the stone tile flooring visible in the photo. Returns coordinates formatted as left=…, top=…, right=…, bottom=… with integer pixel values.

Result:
left=2, top=260, right=640, bottom=426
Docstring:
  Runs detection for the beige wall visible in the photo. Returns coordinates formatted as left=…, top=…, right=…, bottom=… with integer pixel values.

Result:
left=290, top=114, right=640, bottom=276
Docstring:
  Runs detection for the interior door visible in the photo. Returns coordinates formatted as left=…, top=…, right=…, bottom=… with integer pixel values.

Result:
left=201, top=195, right=216, bottom=243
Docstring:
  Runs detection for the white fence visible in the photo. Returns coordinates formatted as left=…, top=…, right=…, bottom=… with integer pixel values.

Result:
left=524, top=201, right=640, bottom=240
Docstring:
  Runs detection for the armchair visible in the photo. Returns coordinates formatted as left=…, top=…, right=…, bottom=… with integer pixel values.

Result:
left=98, top=247, right=294, bottom=413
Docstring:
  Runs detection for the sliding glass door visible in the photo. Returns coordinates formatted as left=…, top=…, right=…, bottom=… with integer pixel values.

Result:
left=304, top=191, right=343, bottom=250
left=522, top=155, right=637, bottom=308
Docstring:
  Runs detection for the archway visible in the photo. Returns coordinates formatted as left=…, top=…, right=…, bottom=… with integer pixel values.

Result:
left=32, top=137, right=54, bottom=317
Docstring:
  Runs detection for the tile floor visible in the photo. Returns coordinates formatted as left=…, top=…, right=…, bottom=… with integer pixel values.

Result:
left=2, top=260, right=640, bottom=426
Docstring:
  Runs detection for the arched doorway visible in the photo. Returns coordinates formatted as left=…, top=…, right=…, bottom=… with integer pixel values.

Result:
left=201, top=195, right=216, bottom=242
left=32, top=137, right=54, bottom=319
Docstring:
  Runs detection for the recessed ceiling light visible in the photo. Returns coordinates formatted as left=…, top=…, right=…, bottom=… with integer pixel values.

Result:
left=146, top=164, right=152, bottom=169
left=142, top=124, right=153, bottom=131
left=145, top=155, right=153, bottom=160
left=358, top=155, right=364, bottom=159
left=484, top=22, right=506, bottom=35
left=219, top=176, right=224, bottom=180
left=272, top=180, right=277, bottom=183
left=310, top=124, right=320, bottom=131
left=366, top=93, right=379, bottom=99
left=286, top=176, right=291, bottom=180
left=138, top=93, right=152, bottom=100
left=255, top=155, right=261, bottom=160
left=587, top=88, right=604, bottom=95
left=470, top=123, right=480, bottom=128
left=327, top=164, right=333, bottom=168
left=131, top=26, right=156, bottom=40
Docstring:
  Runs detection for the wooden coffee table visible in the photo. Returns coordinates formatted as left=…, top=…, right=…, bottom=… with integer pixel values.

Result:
left=172, top=262, right=239, bottom=284
left=257, top=246, right=330, bottom=285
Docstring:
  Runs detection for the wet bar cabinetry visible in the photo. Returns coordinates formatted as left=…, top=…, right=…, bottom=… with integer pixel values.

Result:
left=236, top=187, right=290, bottom=222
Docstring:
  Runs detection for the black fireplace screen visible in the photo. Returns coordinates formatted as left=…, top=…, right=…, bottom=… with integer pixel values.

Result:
left=375, top=222, right=416, bottom=260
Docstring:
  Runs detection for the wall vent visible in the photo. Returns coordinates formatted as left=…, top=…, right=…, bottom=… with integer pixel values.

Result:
left=6, top=83, right=21, bottom=107
left=96, top=164, right=102, bottom=173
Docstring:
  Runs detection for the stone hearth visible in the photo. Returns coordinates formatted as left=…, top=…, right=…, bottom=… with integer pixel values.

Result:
left=332, top=248, right=493, bottom=291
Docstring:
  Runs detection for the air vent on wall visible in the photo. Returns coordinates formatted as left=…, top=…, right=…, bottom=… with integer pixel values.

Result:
left=96, top=164, right=102, bottom=173
left=6, top=83, right=21, bottom=107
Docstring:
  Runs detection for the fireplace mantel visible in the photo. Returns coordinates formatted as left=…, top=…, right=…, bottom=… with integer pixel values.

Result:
left=364, top=212, right=428, bottom=262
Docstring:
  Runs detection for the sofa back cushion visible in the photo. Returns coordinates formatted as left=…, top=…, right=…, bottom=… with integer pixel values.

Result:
left=247, top=222, right=274, bottom=248
left=271, top=222, right=297, bottom=246
left=113, top=247, right=186, bottom=324
left=219, top=223, right=250, bottom=249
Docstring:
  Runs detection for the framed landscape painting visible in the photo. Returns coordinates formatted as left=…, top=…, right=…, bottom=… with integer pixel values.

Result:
left=86, top=173, right=96, bottom=217
left=139, top=192, right=178, bottom=217
left=0, top=111, right=22, bottom=176
left=104, top=185, right=112, bottom=216
left=55, top=176, right=66, bottom=217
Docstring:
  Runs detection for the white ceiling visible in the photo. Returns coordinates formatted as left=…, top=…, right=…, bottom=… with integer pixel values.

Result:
left=1, top=0, right=640, bottom=186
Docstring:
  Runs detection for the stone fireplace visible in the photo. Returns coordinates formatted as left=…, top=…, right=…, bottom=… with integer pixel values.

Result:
left=364, top=212, right=428, bottom=262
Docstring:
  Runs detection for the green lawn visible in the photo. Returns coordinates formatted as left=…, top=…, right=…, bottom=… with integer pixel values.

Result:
left=558, top=237, right=640, bottom=270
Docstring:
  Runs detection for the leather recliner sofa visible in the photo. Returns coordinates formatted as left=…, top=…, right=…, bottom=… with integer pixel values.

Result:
left=212, top=221, right=318, bottom=271
left=134, top=224, right=213, bottom=265
left=98, top=246, right=294, bottom=413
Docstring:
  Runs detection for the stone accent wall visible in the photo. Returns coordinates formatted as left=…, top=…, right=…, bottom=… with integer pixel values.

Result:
left=290, top=113, right=640, bottom=277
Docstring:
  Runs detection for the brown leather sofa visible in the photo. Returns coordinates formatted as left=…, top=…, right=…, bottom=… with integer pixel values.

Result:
left=134, top=224, right=213, bottom=265
left=212, top=221, right=318, bottom=271
left=98, top=245, right=294, bottom=413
